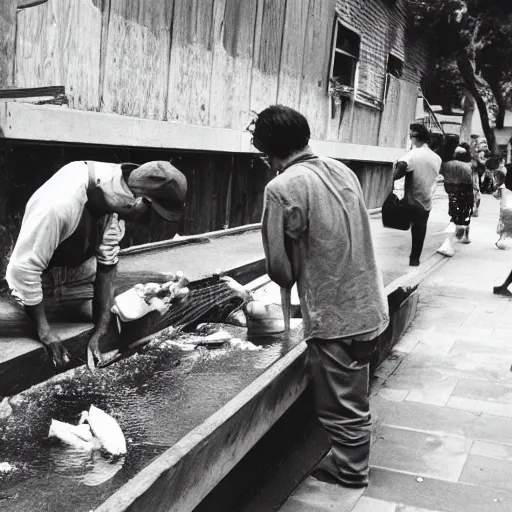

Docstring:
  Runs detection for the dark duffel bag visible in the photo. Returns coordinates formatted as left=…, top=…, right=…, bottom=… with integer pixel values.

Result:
left=382, top=192, right=410, bottom=231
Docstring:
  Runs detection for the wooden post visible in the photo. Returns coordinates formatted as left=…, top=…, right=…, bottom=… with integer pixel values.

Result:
left=0, top=0, right=16, bottom=88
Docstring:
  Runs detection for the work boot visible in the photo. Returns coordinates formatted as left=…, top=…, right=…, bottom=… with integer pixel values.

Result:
left=461, top=226, right=471, bottom=244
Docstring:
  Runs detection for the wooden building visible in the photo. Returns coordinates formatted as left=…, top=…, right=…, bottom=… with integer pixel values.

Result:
left=0, top=0, right=433, bottom=271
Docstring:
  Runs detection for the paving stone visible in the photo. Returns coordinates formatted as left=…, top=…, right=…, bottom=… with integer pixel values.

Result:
left=365, top=467, right=512, bottom=512
left=352, top=497, right=397, bottom=511
left=452, top=379, right=512, bottom=404
left=459, top=454, right=512, bottom=491
left=396, top=506, right=445, bottom=512
left=370, top=425, right=470, bottom=482
left=470, top=440, right=512, bottom=460
left=405, top=377, right=459, bottom=406
left=371, top=398, right=512, bottom=446
left=446, top=396, right=512, bottom=419
left=392, top=345, right=512, bottom=384
left=377, top=388, right=410, bottom=402
left=393, top=331, right=421, bottom=354
left=373, top=352, right=407, bottom=380
left=492, top=328, right=512, bottom=340
left=277, top=477, right=364, bottom=512
left=411, top=332, right=457, bottom=357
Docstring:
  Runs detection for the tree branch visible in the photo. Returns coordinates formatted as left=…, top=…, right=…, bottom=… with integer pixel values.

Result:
left=456, top=49, right=499, bottom=155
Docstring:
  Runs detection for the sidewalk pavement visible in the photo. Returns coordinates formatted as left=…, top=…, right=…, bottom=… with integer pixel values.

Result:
left=279, top=192, right=512, bottom=511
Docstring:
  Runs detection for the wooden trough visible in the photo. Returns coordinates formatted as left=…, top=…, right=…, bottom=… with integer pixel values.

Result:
left=0, top=222, right=448, bottom=511
left=92, top=253, right=447, bottom=512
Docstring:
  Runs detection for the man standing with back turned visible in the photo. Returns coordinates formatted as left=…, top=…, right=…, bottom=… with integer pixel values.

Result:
left=250, top=105, right=389, bottom=488
left=394, top=123, right=442, bottom=266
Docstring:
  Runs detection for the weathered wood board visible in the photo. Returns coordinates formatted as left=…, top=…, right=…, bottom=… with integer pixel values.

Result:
left=167, top=0, right=214, bottom=125
left=15, top=0, right=102, bottom=111
left=298, top=0, right=335, bottom=139
left=379, top=75, right=417, bottom=148
left=277, top=0, right=309, bottom=110
left=250, top=0, right=287, bottom=114
left=101, top=0, right=173, bottom=120
left=351, top=102, right=381, bottom=145
left=0, top=0, right=16, bottom=87
left=209, top=0, right=257, bottom=129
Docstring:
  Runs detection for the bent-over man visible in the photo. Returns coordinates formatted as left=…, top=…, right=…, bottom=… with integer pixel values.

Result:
left=5, top=160, right=187, bottom=368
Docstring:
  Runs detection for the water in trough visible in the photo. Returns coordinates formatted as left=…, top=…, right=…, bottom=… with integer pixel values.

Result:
left=0, top=324, right=303, bottom=511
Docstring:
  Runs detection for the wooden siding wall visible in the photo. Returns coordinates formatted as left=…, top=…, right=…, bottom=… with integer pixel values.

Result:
left=0, top=0, right=16, bottom=88
left=0, top=142, right=273, bottom=256
left=378, top=76, right=418, bottom=149
left=12, top=0, right=429, bottom=147
left=16, top=0, right=103, bottom=111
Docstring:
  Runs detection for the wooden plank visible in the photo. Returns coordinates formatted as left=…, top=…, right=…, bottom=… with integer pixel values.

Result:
left=17, top=0, right=48, bottom=8
left=0, top=0, right=16, bottom=87
left=379, top=76, right=418, bottom=149
left=101, top=0, right=173, bottom=120
left=378, top=75, right=401, bottom=147
left=0, top=85, right=64, bottom=98
left=95, top=341, right=309, bottom=512
left=250, top=0, right=287, bottom=114
left=277, top=0, right=309, bottom=110
left=0, top=101, right=408, bottom=162
left=229, top=154, right=273, bottom=227
left=298, top=0, right=336, bottom=139
left=166, top=0, right=214, bottom=125
left=351, top=102, right=381, bottom=145
left=98, top=0, right=112, bottom=109
left=209, top=0, right=257, bottom=129
left=15, top=0, right=102, bottom=111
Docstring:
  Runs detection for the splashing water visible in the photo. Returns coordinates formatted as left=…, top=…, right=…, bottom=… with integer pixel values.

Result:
left=0, top=322, right=303, bottom=512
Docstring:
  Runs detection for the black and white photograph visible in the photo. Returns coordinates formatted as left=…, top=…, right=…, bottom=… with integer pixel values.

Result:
left=0, top=0, right=512, bottom=510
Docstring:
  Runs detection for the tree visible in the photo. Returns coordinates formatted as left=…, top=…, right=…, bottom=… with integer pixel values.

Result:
left=408, top=0, right=512, bottom=156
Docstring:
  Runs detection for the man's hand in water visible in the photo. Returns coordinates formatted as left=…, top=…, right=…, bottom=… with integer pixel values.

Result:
left=24, top=303, right=70, bottom=368
left=40, top=331, right=71, bottom=367
left=86, top=330, right=103, bottom=371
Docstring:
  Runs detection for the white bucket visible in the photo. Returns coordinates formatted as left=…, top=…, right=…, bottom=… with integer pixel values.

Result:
left=111, top=288, right=154, bottom=322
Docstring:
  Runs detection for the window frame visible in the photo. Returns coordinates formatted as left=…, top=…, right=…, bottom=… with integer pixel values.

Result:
left=328, top=18, right=361, bottom=96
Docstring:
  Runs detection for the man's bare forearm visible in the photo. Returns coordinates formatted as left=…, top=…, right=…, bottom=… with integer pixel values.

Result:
left=93, top=263, right=118, bottom=334
left=393, top=161, right=408, bottom=181
left=24, top=302, right=51, bottom=343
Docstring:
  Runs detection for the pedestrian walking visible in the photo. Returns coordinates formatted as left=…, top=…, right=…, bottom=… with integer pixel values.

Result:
left=494, top=164, right=512, bottom=251
left=438, top=146, right=474, bottom=254
left=393, top=123, right=442, bottom=266
left=493, top=166, right=512, bottom=296
left=250, top=105, right=389, bottom=488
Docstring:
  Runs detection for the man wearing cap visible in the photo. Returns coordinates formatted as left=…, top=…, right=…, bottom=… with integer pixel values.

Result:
left=5, top=160, right=187, bottom=369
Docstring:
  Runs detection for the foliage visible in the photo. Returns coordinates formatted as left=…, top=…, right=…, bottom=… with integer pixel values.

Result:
left=407, top=0, right=512, bottom=154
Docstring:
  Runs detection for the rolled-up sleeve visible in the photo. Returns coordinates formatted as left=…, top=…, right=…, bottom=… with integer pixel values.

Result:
left=6, top=207, right=64, bottom=306
left=96, top=213, right=126, bottom=266
left=261, top=188, right=295, bottom=289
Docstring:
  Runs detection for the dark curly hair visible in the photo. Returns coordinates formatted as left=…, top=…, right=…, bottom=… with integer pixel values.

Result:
left=409, top=123, right=431, bottom=144
left=252, top=105, right=311, bottom=158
